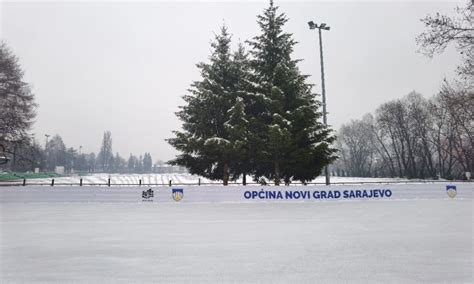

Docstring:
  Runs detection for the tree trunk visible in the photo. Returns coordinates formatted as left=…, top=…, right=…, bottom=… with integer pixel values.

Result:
left=242, top=172, right=247, bottom=186
left=223, top=162, right=229, bottom=186
left=274, top=161, right=280, bottom=186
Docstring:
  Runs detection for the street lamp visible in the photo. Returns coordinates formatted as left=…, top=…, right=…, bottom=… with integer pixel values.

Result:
left=308, top=20, right=331, bottom=186
left=44, top=134, right=50, bottom=149
left=44, top=134, right=50, bottom=172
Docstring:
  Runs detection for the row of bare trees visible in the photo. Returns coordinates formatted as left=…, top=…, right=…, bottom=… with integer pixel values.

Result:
left=335, top=1, right=473, bottom=180
left=336, top=82, right=472, bottom=179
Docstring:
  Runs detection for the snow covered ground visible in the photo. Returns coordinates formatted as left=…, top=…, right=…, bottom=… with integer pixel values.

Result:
left=4, top=173, right=456, bottom=186
left=1, top=184, right=473, bottom=283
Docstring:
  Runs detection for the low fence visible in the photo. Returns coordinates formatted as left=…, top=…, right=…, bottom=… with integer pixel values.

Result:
left=0, top=178, right=470, bottom=187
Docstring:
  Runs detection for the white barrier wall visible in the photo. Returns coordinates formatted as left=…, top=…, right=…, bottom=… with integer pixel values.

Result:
left=0, top=183, right=472, bottom=203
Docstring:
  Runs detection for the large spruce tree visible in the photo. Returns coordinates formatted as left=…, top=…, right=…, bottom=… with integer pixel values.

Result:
left=169, top=1, right=337, bottom=185
left=247, top=0, right=336, bottom=184
left=225, top=43, right=256, bottom=185
left=168, top=26, right=253, bottom=185
left=0, top=41, right=37, bottom=163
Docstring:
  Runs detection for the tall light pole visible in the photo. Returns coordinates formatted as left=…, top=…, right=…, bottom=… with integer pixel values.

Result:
left=44, top=134, right=50, bottom=149
left=308, top=21, right=331, bottom=186
left=44, top=134, right=50, bottom=172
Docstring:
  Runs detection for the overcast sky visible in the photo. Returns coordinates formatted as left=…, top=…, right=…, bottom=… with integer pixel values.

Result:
left=1, top=0, right=463, bottom=162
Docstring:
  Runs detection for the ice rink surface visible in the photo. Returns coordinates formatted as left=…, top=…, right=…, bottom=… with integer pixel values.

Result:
left=1, top=186, right=473, bottom=283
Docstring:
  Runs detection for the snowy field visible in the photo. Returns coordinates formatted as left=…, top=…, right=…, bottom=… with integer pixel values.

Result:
left=2, top=173, right=456, bottom=186
left=1, top=184, right=473, bottom=283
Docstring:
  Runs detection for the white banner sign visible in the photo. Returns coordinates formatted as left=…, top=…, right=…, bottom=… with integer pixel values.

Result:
left=0, top=183, right=472, bottom=203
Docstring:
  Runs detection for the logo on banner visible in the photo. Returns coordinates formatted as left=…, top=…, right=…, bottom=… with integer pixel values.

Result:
left=142, top=188, right=154, bottom=201
left=172, top=188, right=184, bottom=202
left=446, top=185, right=457, bottom=198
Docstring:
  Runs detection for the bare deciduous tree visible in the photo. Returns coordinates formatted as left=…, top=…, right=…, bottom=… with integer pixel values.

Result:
left=417, top=0, right=474, bottom=82
left=438, top=80, right=473, bottom=174
left=337, top=114, right=376, bottom=177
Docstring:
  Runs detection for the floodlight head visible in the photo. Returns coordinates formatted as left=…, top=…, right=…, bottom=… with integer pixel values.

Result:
left=308, top=21, right=316, bottom=29
left=320, top=23, right=331, bottom=30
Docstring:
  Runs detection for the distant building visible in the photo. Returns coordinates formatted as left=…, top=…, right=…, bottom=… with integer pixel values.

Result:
left=54, top=166, right=65, bottom=175
left=153, top=164, right=187, bottom=174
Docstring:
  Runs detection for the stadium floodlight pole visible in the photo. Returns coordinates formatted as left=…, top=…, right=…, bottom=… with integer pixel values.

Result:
left=308, top=20, right=331, bottom=186
left=44, top=134, right=50, bottom=172
left=44, top=134, right=50, bottom=149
